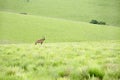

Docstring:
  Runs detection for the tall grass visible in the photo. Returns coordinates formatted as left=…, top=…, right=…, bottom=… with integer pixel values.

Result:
left=0, top=41, right=120, bottom=80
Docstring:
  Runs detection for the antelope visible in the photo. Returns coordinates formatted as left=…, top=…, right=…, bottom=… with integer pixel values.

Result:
left=35, top=37, right=45, bottom=45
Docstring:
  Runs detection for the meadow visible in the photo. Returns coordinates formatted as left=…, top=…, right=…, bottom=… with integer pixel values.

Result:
left=0, top=0, right=120, bottom=26
left=0, top=11, right=120, bottom=43
left=0, top=0, right=120, bottom=80
left=0, top=41, right=120, bottom=80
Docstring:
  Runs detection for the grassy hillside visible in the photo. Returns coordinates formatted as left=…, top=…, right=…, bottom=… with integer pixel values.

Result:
left=0, top=41, right=120, bottom=80
left=0, top=11, right=120, bottom=43
left=0, top=0, right=120, bottom=26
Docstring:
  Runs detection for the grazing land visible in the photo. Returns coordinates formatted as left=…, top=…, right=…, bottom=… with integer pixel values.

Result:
left=0, top=11, right=120, bottom=43
left=0, top=0, right=120, bottom=26
left=0, top=41, right=120, bottom=80
left=0, top=0, right=120, bottom=80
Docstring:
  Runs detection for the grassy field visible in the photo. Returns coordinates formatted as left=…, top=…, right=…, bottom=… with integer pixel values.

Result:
left=0, top=11, right=120, bottom=43
left=0, top=41, right=120, bottom=80
left=0, top=0, right=120, bottom=26
left=0, top=0, right=120, bottom=80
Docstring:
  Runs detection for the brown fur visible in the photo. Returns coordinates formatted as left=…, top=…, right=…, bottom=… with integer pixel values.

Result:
left=35, top=37, right=45, bottom=45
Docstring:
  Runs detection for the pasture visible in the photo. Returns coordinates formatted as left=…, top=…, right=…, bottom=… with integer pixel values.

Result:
left=0, top=11, right=120, bottom=43
left=0, top=0, right=120, bottom=80
left=0, top=41, right=120, bottom=80
left=0, top=0, right=120, bottom=26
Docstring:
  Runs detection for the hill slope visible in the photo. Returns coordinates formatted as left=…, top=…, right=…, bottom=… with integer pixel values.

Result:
left=0, top=0, right=120, bottom=26
left=0, top=11, right=120, bottom=43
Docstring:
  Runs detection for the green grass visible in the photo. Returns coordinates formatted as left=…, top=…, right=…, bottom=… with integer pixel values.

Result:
left=0, top=41, right=120, bottom=80
left=0, top=0, right=120, bottom=26
left=0, top=11, right=120, bottom=43
left=0, top=1, right=120, bottom=80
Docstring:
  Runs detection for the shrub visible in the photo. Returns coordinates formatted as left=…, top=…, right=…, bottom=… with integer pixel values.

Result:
left=90, top=20, right=106, bottom=25
left=90, top=20, right=99, bottom=24
left=98, top=21, right=106, bottom=25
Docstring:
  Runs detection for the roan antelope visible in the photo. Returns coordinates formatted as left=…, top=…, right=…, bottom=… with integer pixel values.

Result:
left=35, top=37, right=45, bottom=45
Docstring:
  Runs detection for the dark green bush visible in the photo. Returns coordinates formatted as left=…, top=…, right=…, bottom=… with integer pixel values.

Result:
left=98, top=21, right=106, bottom=25
left=90, top=20, right=99, bottom=24
left=90, top=20, right=106, bottom=25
